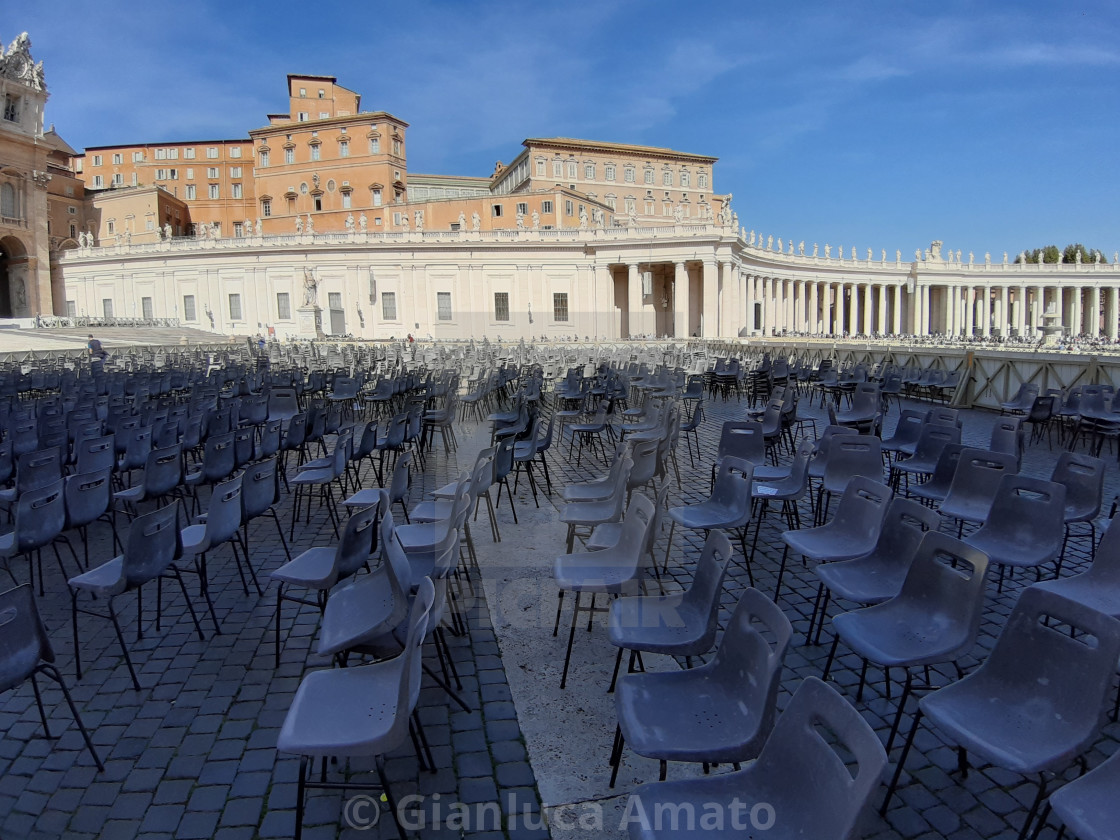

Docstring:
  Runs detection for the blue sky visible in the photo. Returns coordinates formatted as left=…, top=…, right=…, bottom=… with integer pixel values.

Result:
left=9, top=0, right=1119, bottom=258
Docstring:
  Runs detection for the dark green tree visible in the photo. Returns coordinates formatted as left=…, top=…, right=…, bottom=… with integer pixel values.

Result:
left=1014, top=244, right=1107, bottom=264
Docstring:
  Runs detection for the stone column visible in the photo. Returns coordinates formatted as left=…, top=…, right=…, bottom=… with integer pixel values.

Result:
left=627, top=263, right=641, bottom=339
left=742, top=271, right=753, bottom=334
left=1016, top=285, right=1027, bottom=335
left=834, top=283, right=845, bottom=335
left=719, top=261, right=735, bottom=336
left=862, top=283, right=873, bottom=335
left=877, top=283, right=887, bottom=334
left=980, top=286, right=991, bottom=337
left=762, top=276, right=771, bottom=335
left=673, top=261, right=689, bottom=339
left=849, top=283, right=860, bottom=335
left=999, top=286, right=1009, bottom=336
left=1108, top=287, right=1119, bottom=340
left=965, top=286, right=976, bottom=336
left=893, top=285, right=903, bottom=335
left=1091, top=285, right=1102, bottom=336
left=1071, top=286, right=1083, bottom=336
left=701, top=261, right=718, bottom=337
left=809, top=281, right=819, bottom=334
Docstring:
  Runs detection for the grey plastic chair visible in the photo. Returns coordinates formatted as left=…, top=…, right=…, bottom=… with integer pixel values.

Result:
left=553, top=491, right=655, bottom=689
left=884, top=588, right=1120, bottom=836
left=749, top=438, right=813, bottom=561
left=665, top=455, right=754, bottom=582
left=937, top=447, right=1019, bottom=535
left=610, top=585, right=792, bottom=788
left=1045, top=745, right=1120, bottom=840
left=68, top=502, right=203, bottom=691
left=776, top=475, right=892, bottom=601
left=819, top=435, right=884, bottom=520
left=905, top=442, right=966, bottom=506
left=0, top=584, right=104, bottom=772
left=561, top=441, right=629, bottom=502
left=625, top=677, right=887, bottom=840
left=989, top=416, right=1025, bottom=467
left=1031, top=509, right=1120, bottom=627
left=962, top=473, right=1066, bottom=592
left=889, top=423, right=961, bottom=492
left=1050, top=450, right=1105, bottom=560
left=277, top=577, right=434, bottom=840
left=881, top=409, right=926, bottom=459
left=808, top=496, right=940, bottom=646
left=559, top=457, right=632, bottom=553
left=606, top=529, right=733, bottom=693
left=270, top=500, right=378, bottom=667
left=822, top=530, right=989, bottom=753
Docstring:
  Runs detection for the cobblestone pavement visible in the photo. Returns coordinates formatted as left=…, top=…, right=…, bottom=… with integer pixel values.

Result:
left=0, top=383, right=1116, bottom=839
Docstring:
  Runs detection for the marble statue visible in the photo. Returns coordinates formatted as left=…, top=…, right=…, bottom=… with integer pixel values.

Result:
left=358, top=213, right=367, bottom=232
left=777, top=238, right=783, bottom=253
left=400, top=214, right=409, bottom=232
left=531, top=210, right=540, bottom=230
left=749, top=230, right=756, bottom=246
left=295, top=215, right=303, bottom=234
left=1002, top=252, right=1008, bottom=264
left=813, top=243, right=819, bottom=257
left=731, top=211, right=738, bottom=229
left=881, top=249, right=887, bottom=262
left=1076, top=250, right=1083, bottom=266
left=956, top=250, right=962, bottom=263
left=124, top=230, right=132, bottom=245
left=344, top=213, right=355, bottom=232
left=968, top=252, right=974, bottom=265
left=868, top=248, right=873, bottom=261
left=302, top=267, right=319, bottom=307
left=305, top=214, right=313, bottom=234
left=457, top=211, right=467, bottom=230
left=244, top=219, right=252, bottom=237
left=579, top=206, right=589, bottom=229
left=592, top=207, right=603, bottom=227
left=799, top=241, right=806, bottom=256
left=673, top=205, right=683, bottom=224
left=471, top=212, right=480, bottom=231
left=824, top=244, right=831, bottom=258
left=255, top=218, right=262, bottom=236
left=516, top=210, right=524, bottom=229
left=211, top=222, right=220, bottom=238
left=985, top=252, right=991, bottom=265
left=767, top=235, right=774, bottom=250
left=78, top=231, right=86, bottom=247
left=414, top=210, right=423, bottom=231
left=788, top=241, right=794, bottom=255
left=1095, top=251, right=1102, bottom=265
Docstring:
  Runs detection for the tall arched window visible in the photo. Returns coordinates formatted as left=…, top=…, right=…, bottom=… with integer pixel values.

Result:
left=0, top=183, right=16, bottom=218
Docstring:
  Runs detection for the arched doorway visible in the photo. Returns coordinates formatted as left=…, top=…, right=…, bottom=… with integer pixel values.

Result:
left=0, top=235, right=29, bottom=318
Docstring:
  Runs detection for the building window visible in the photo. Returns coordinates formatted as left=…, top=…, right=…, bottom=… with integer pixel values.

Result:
left=369, top=137, right=380, bottom=154
left=141, top=297, right=154, bottom=319
left=233, top=222, right=244, bottom=237
left=112, top=153, right=122, bottom=165
left=492, top=204, right=503, bottom=217
left=698, top=171, right=708, bottom=188
left=184, top=147, right=196, bottom=159
left=372, top=188, right=382, bottom=207
left=230, top=166, right=242, bottom=178
left=494, top=292, right=510, bottom=322
left=92, top=175, right=104, bottom=188
left=663, top=202, right=672, bottom=216
left=313, top=195, right=322, bottom=211
left=318, top=89, right=325, bottom=98
left=155, top=169, right=178, bottom=180
left=261, top=199, right=271, bottom=217
left=229, top=147, right=241, bottom=159
left=185, top=184, right=196, bottom=200
left=392, top=138, right=402, bottom=156
left=553, top=292, right=569, bottom=322
left=206, top=147, right=218, bottom=159
left=535, top=160, right=545, bottom=177
left=552, top=160, right=562, bottom=178
left=341, top=192, right=351, bottom=209
left=319, top=112, right=329, bottom=120
left=644, top=169, right=654, bottom=185
left=584, top=163, right=595, bottom=179
left=186, top=168, right=194, bottom=179
left=680, top=171, right=690, bottom=187
left=392, top=212, right=402, bottom=225
left=70, top=224, right=76, bottom=238
left=565, top=200, right=574, bottom=216
left=299, top=88, right=306, bottom=96
left=437, top=292, right=452, bottom=321
left=228, top=293, right=242, bottom=320
left=112, top=174, right=123, bottom=186
left=132, top=151, right=144, bottom=163
left=232, top=183, right=243, bottom=199
left=541, top=200, right=553, bottom=214
left=284, top=148, right=295, bottom=165
left=66, top=301, right=77, bottom=318
left=276, top=292, right=291, bottom=320
left=3, top=94, right=20, bottom=123
left=328, top=292, right=342, bottom=310
left=207, top=167, right=219, bottom=179
left=662, top=170, right=672, bottom=186
left=310, top=144, right=320, bottom=162
left=208, top=184, right=219, bottom=199
left=606, top=196, right=616, bottom=211
left=605, top=164, right=615, bottom=181
left=624, top=197, right=636, bottom=214
left=567, top=162, right=577, bottom=179
left=339, top=140, right=349, bottom=157
left=0, top=184, right=17, bottom=218
left=92, top=155, right=103, bottom=167
left=516, top=202, right=527, bottom=215
left=382, top=291, right=397, bottom=320
left=624, top=166, right=635, bottom=183
left=259, top=150, right=270, bottom=167
left=102, top=299, right=114, bottom=318
left=107, top=220, right=115, bottom=234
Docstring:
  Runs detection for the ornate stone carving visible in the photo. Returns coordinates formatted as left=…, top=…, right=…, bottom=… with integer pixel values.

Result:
left=0, top=33, right=45, bottom=92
